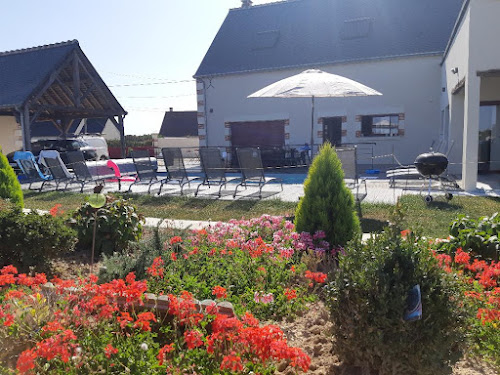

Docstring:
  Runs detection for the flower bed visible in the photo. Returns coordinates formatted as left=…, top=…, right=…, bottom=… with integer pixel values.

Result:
left=144, top=215, right=332, bottom=320
left=0, top=265, right=310, bottom=374
left=434, top=249, right=500, bottom=367
left=0, top=216, right=332, bottom=374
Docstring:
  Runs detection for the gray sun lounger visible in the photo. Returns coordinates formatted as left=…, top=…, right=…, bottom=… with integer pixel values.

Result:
left=66, top=151, right=107, bottom=193
left=158, top=147, right=202, bottom=195
left=128, top=150, right=168, bottom=194
left=43, top=156, right=80, bottom=191
left=233, top=147, right=283, bottom=199
left=336, top=147, right=367, bottom=203
left=195, top=147, right=240, bottom=197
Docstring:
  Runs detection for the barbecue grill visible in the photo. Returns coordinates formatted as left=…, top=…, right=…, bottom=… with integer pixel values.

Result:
left=413, top=151, right=454, bottom=202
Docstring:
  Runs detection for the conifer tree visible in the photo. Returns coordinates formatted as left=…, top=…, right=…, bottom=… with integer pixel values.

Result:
left=0, top=149, right=23, bottom=209
left=295, top=143, right=360, bottom=246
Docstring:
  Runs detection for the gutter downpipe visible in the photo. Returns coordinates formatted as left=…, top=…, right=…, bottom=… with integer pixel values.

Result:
left=202, top=79, right=209, bottom=147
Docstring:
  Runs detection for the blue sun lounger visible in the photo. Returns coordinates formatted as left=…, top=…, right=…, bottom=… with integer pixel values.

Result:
left=13, top=151, right=52, bottom=191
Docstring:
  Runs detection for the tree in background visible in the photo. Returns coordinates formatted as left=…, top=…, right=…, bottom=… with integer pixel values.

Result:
left=0, top=150, right=23, bottom=209
left=294, top=142, right=360, bottom=247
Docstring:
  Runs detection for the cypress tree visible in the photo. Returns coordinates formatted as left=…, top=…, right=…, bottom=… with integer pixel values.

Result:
left=294, top=142, right=360, bottom=246
left=0, top=149, right=23, bottom=209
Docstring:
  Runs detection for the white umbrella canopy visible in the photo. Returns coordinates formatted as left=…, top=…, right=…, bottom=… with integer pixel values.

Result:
left=248, top=69, right=382, bottom=154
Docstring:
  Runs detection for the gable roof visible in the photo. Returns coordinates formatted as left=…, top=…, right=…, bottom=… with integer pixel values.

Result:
left=0, top=41, right=78, bottom=108
left=195, top=0, right=464, bottom=78
left=0, top=40, right=126, bottom=119
left=159, top=110, right=198, bottom=137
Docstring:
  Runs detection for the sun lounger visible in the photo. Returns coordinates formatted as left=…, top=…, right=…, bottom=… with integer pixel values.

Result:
left=233, top=147, right=283, bottom=199
left=158, top=148, right=201, bottom=195
left=336, top=147, right=367, bottom=203
left=13, top=151, right=52, bottom=191
left=195, top=147, right=240, bottom=197
left=40, top=150, right=80, bottom=191
left=66, top=151, right=108, bottom=193
left=128, top=150, right=168, bottom=194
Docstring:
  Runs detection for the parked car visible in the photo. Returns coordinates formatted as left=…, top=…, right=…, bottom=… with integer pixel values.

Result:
left=30, top=138, right=98, bottom=164
left=78, top=135, right=109, bottom=160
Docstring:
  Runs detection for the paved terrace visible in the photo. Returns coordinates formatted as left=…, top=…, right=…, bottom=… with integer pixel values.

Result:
left=21, top=158, right=499, bottom=204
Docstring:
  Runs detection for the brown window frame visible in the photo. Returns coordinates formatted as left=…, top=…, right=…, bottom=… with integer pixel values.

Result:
left=361, top=114, right=402, bottom=137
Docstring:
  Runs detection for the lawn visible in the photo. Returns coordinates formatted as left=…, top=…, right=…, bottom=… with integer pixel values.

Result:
left=22, top=190, right=500, bottom=238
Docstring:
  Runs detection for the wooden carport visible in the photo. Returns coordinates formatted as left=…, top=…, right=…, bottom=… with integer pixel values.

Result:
left=0, top=40, right=127, bottom=156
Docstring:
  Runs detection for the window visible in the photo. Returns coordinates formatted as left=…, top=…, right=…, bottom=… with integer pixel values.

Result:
left=361, top=114, right=401, bottom=137
left=340, top=18, right=373, bottom=40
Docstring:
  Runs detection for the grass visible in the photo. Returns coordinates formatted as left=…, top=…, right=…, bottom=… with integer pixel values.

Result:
left=22, top=190, right=500, bottom=238
left=22, top=191, right=297, bottom=222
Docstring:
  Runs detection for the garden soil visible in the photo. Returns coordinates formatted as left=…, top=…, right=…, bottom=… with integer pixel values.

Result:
left=274, top=302, right=497, bottom=375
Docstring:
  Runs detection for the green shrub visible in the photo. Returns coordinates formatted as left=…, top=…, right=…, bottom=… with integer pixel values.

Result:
left=72, top=196, right=144, bottom=256
left=444, top=213, right=499, bottom=260
left=294, top=142, right=360, bottom=246
left=99, top=224, right=175, bottom=282
left=0, top=150, right=23, bottom=209
left=0, top=209, right=76, bottom=273
left=326, top=231, right=467, bottom=375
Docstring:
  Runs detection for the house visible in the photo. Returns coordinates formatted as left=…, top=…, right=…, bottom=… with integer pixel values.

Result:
left=153, top=108, right=199, bottom=157
left=159, top=108, right=198, bottom=137
left=0, top=40, right=126, bottom=156
left=195, top=0, right=499, bottom=191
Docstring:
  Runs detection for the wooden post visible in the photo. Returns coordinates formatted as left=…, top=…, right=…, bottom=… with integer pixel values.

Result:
left=119, top=116, right=126, bottom=158
left=20, top=105, right=31, bottom=151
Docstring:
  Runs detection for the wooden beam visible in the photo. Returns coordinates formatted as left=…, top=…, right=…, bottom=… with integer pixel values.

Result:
left=80, top=81, right=96, bottom=103
left=26, top=59, right=73, bottom=106
left=28, top=107, right=47, bottom=125
left=73, top=51, right=81, bottom=107
left=30, top=104, right=125, bottom=118
left=55, top=76, right=76, bottom=104
left=77, top=55, right=118, bottom=111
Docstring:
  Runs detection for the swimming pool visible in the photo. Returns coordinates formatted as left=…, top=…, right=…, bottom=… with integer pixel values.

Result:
left=157, top=172, right=307, bottom=185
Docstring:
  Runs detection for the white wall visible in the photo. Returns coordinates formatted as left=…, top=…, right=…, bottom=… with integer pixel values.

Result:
left=101, top=120, right=121, bottom=141
left=442, top=0, right=500, bottom=181
left=200, top=55, right=443, bottom=165
left=0, top=116, right=22, bottom=155
left=153, top=136, right=199, bottom=158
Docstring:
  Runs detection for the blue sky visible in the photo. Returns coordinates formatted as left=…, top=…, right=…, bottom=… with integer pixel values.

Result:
left=0, top=0, right=274, bottom=135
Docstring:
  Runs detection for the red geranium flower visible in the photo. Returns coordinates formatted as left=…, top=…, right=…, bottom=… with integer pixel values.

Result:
left=212, top=285, right=227, bottom=299
left=104, top=344, right=119, bottom=359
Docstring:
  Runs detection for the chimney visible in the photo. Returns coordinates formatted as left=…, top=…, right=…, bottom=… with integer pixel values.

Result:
left=241, top=0, right=253, bottom=8
left=169, top=107, right=173, bottom=112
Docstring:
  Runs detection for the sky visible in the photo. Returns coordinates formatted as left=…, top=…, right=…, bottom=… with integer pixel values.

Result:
left=0, top=0, right=275, bottom=135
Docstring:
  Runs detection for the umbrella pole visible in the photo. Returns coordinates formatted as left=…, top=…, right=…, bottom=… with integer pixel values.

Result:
left=310, top=95, right=315, bottom=158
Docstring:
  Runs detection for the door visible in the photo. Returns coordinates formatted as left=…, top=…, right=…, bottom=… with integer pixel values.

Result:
left=230, top=120, right=285, bottom=148
left=323, top=117, right=343, bottom=146
left=230, top=120, right=285, bottom=167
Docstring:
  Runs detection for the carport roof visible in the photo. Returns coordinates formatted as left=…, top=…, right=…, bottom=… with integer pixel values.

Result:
left=0, top=41, right=76, bottom=108
left=0, top=40, right=126, bottom=118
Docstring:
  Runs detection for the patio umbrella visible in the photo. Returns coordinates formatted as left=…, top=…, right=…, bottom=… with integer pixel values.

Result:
left=248, top=69, right=382, bottom=154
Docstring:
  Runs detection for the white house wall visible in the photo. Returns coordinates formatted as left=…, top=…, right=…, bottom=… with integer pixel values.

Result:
left=199, top=55, right=443, bottom=166
left=101, top=120, right=121, bottom=141
left=443, top=0, right=500, bottom=186
left=0, top=116, right=22, bottom=155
